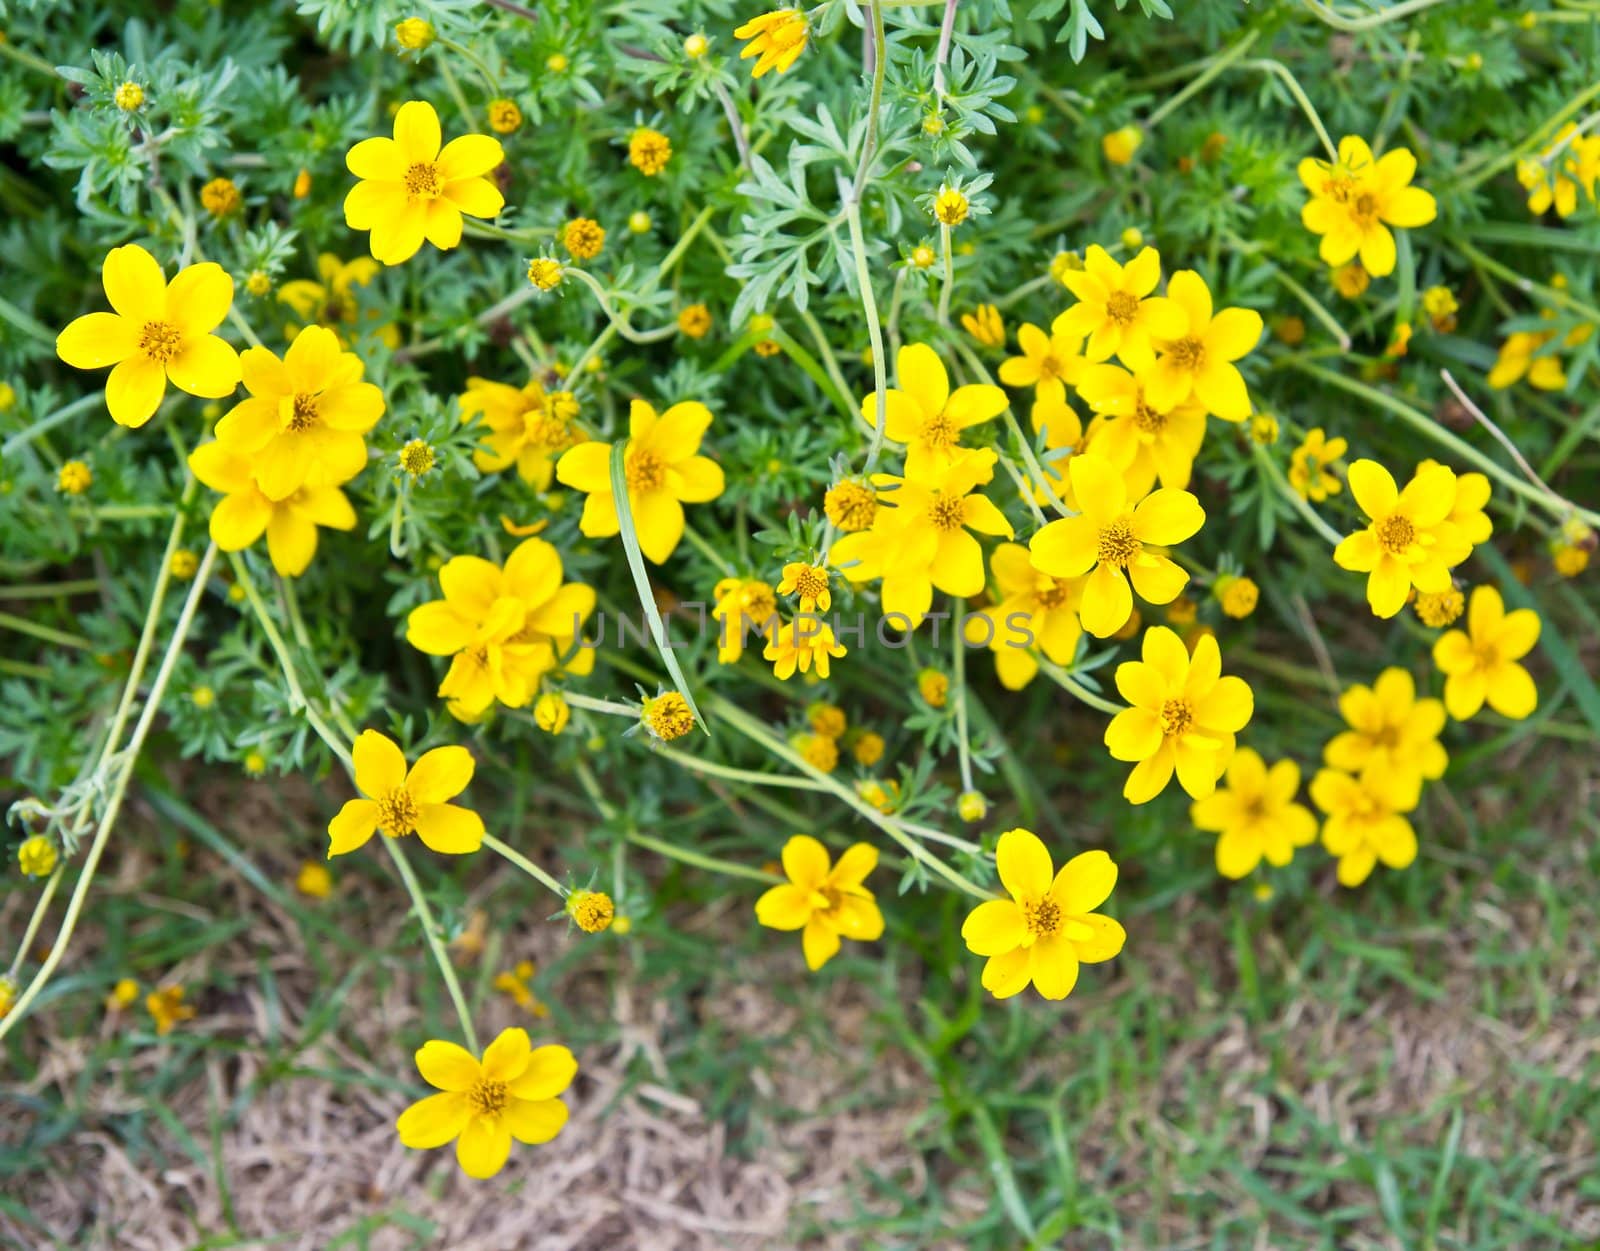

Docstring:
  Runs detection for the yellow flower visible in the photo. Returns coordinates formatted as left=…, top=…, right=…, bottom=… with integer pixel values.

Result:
left=977, top=542, right=1084, bottom=690
left=1143, top=270, right=1262, bottom=421
left=642, top=692, right=695, bottom=740
left=394, top=17, right=434, bottom=49
left=295, top=861, right=333, bottom=898
left=961, top=303, right=1005, bottom=348
left=961, top=830, right=1124, bottom=1001
left=555, top=398, right=725, bottom=564
left=460, top=376, right=583, bottom=488
left=146, top=985, right=196, bottom=1035
left=1104, top=627, right=1254, bottom=804
left=527, top=692, right=566, bottom=735
left=243, top=750, right=267, bottom=775
left=1250, top=414, right=1279, bottom=445
left=755, top=835, right=883, bottom=970
left=684, top=32, right=710, bottom=58
left=824, top=479, right=877, bottom=531
left=56, top=460, right=93, bottom=495
left=852, top=731, right=885, bottom=767
left=213, top=325, right=384, bottom=499
left=777, top=561, right=831, bottom=612
left=933, top=186, right=969, bottom=226
left=396, top=1027, right=576, bottom=1179
left=328, top=729, right=486, bottom=857
left=957, top=791, right=987, bottom=822
left=764, top=618, right=847, bottom=680
left=734, top=9, right=809, bottom=77
left=1334, top=460, right=1472, bottom=618
left=1029, top=452, right=1204, bottom=638
left=567, top=890, right=614, bottom=933
left=293, top=168, right=312, bottom=198
left=244, top=269, right=271, bottom=297
left=1101, top=125, right=1143, bottom=166
left=1288, top=427, right=1346, bottom=501
left=1421, top=285, right=1458, bottom=332
left=917, top=667, right=949, bottom=707
left=189, top=683, right=215, bottom=709
left=831, top=451, right=1014, bottom=628
left=1075, top=363, right=1206, bottom=490
left=488, top=98, right=523, bottom=134
left=17, top=835, right=56, bottom=877
left=1325, top=667, right=1446, bottom=800
left=1553, top=544, right=1590, bottom=577
left=0, top=975, right=15, bottom=1019
left=494, top=961, right=550, bottom=1017
left=106, top=978, right=140, bottom=1012
left=0, top=381, right=13, bottom=411
left=1311, top=767, right=1418, bottom=887
left=187, top=441, right=357, bottom=577
left=677, top=303, right=712, bottom=338
left=169, top=549, right=200, bottom=580
left=1190, top=749, right=1316, bottom=879
left=1517, top=123, right=1600, bottom=218
left=546, top=52, right=569, bottom=72
left=1215, top=575, right=1258, bottom=619
left=344, top=100, right=505, bottom=265
left=628, top=127, right=672, bottom=175
left=1432, top=585, right=1539, bottom=721
left=277, top=253, right=392, bottom=345
left=398, top=438, right=434, bottom=478
left=1298, top=135, right=1436, bottom=277
left=1120, top=226, right=1144, bottom=250
left=1056, top=245, right=1185, bottom=370
left=201, top=177, right=241, bottom=217
left=114, top=81, right=145, bottom=110
left=808, top=702, right=847, bottom=739
left=562, top=217, right=605, bottom=260
left=1419, top=459, right=1491, bottom=545
left=1487, top=329, right=1566, bottom=391
left=794, top=730, right=839, bottom=771
left=711, top=576, right=778, bottom=662
left=1166, top=595, right=1197, bottom=627
left=860, top=343, right=1007, bottom=479
left=1331, top=262, right=1370, bottom=298
left=1414, top=586, right=1464, bottom=628
left=998, top=317, right=1085, bottom=404
left=1385, top=321, right=1413, bottom=357
left=56, top=244, right=241, bottom=428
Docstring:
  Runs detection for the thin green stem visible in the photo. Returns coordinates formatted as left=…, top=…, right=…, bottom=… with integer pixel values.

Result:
left=1, top=394, right=103, bottom=458
left=0, top=611, right=92, bottom=649
left=482, top=832, right=568, bottom=897
left=382, top=838, right=479, bottom=1051
left=850, top=2, right=889, bottom=199
left=1250, top=439, right=1345, bottom=547
left=1145, top=29, right=1262, bottom=129
left=1037, top=660, right=1123, bottom=715
left=627, top=830, right=783, bottom=883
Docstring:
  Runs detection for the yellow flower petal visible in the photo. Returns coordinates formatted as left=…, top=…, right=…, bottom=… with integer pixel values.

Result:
left=396, top=1091, right=470, bottom=1150
left=352, top=729, right=406, bottom=797
left=412, top=803, right=485, bottom=855
left=995, top=827, right=1052, bottom=900
left=455, top=1116, right=512, bottom=1179
left=416, top=1039, right=482, bottom=1091
left=406, top=745, right=475, bottom=804
left=961, top=898, right=1028, bottom=956
left=507, top=1044, right=578, bottom=1101
left=1050, top=849, right=1117, bottom=915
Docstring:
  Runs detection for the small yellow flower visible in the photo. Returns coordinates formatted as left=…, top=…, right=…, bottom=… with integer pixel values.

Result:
left=777, top=562, right=831, bottom=612
left=1215, top=575, right=1258, bottom=619
left=1166, top=595, right=1197, bottom=627
left=17, top=835, right=56, bottom=877
left=711, top=577, right=778, bottom=662
left=642, top=692, right=695, bottom=741
left=1421, top=285, right=1458, bottom=332
left=567, top=890, right=615, bottom=933
left=1334, top=460, right=1473, bottom=618
left=295, top=861, right=333, bottom=898
left=0, top=975, right=16, bottom=1019
left=396, top=1027, right=576, bottom=1179
left=684, top=32, right=710, bottom=58
left=244, top=269, right=271, bottom=297
left=1250, top=414, right=1280, bottom=445
left=293, top=168, right=312, bottom=198
left=328, top=729, right=486, bottom=857
left=147, top=985, right=196, bottom=1035
left=961, top=303, right=1005, bottom=348
left=534, top=692, right=570, bottom=734
left=1299, top=136, right=1436, bottom=277
left=562, top=217, right=605, bottom=260
left=527, top=257, right=564, bottom=290
left=1120, top=226, right=1144, bottom=249
left=1057, top=244, right=1184, bottom=372
left=852, top=731, right=885, bottom=767
left=394, top=17, right=434, bottom=49
left=1517, top=123, right=1600, bottom=218
left=933, top=187, right=969, bottom=227
left=1414, top=586, right=1465, bottom=627
left=190, top=684, right=215, bottom=709
left=106, top=978, right=140, bottom=1012
left=1553, top=544, right=1589, bottom=577
left=170, top=549, right=200, bottom=580
left=1288, top=428, right=1346, bottom=502
left=918, top=668, right=949, bottom=708
left=1192, top=749, right=1316, bottom=879
left=755, top=835, right=883, bottom=970
left=0, top=381, right=14, bottom=411
left=962, top=830, right=1125, bottom=1001
left=628, top=210, right=652, bottom=234
left=1488, top=329, right=1568, bottom=391
left=493, top=961, right=551, bottom=1016
left=114, top=81, right=145, bottom=111
left=546, top=52, right=569, bottom=72
left=201, top=177, right=241, bottom=218
left=807, top=702, right=847, bottom=739
left=1433, top=585, right=1539, bottom=721
left=765, top=619, right=847, bottom=681
left=1331, top=263, right=1370, bottom=298
left=1049, top=250, right=1083, bottom=284
left=399, top=438, right=435, bottom=478
left=56, top=460, right=93, bottom=495
left=628, top=127, right=672, bottom=176
left=957, top=791, right=987, bottom=823
left=1102, top=125, right=1143, bottom=166
left=487, top=98, right=523, bottom=134
left=824, top=479, right=877, bottom=532
left=734, top=9, right=809, bottom=78
left=794, top=731, right=839, bottom=772
left=677, top=303, right=712, bottom=338
left=1272, top=315, right=1306, bottom=346
left=1311, top=767, right=1418, bottom=887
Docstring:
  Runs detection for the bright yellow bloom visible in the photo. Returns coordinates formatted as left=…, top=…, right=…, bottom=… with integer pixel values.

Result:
left=852, top=731, right=885, bottom=766
left=795, top=730, right=839, bottom=771
left=188, top=440, right=357, bottom=577
left=17, top=835, right=56, bottom=877
left=56, top=460, right=93, bottom=495
left=1288, top=427, right=1346, bottom=501
left=1414, top=586, right=1465, bottom=628
left=328, top=730, right=485, bottom=857
left=824, top=479, right=877, bottom=531
left=212, top=325, right=383, bottom=499
left=1325, top=667, right=1446, bottom=801
left=1487, top=329, right=1567, bottom=391
left=394, top=17, right=434, bottom=49
left=961, top=830, right=1124, bottom=1001
left=1056, top=246, right=1185, bottom=370
left=1432, top=585, right=1539, bottom=721
left=1029, top=452, right=1205, bottom=638
left=998, top=316, right=1085, bottom=404
left=1334, top=460, right=1472, bottom=618
left=201, top=177, right=241, bottom=217
left=527, top=257, right=564, bottom=290
left=56, top=245, right=241, bottom=428
left=734, top=9, right=809, bottom=77
left=567, top=890, right=614, bottom=933
left=277, top=253, right=394, bottom=346
left=975, top=542, right=1084, bottom=690
left=1420, top=459, right=1491, bottom=545
left=933, top=187, right=969, bottom=226
left=406, top=538, right=595, bottom=718
left=755, top=836, right=883, bottom=970
left=1553, top=544, right=1589, bottom=577
left=961, top=303, right=1005, bottom=348
left=1101, top=125, right=1143, bottom=165
left=677, top=303, right=712, bottom=338
left=1331, top=262, right=1370, bottom=298
left=1143, top=270, right=1262, bottom=421
left=147, top=985, right=196, bottom=1034
left=1517, top=123, right=1600, bottom=218
left=396, top=1028, right=575, bottom=1179
left=1215, top=575, right=1258, bottom=619
left=1104, top=627, right=1254, bottom=804
left=1190, top=749, right=1315, bottom=879
left=808, top=702, right=847, bottom=739
left=561, top=217, right=605, bottom=260
left=1298, top=135, right=1436, bottom=277
left=861, top=343, right=1008, bottom=479
left=114, top=81, right=145, bottom=110
left=344, top=100, right=506, bottom=265
left=295, top=861, right=333, bottom=898
left=917, top=667, right=948, bottom=708
left=777, top=562, right=831, bottom=612
left=628, top=127, right=672, bottom=175
left=555, top=398, right=725, bottom=564
left=764, top=618, right=847, bottom=679
left=711, top=577, right=778, bottom=662
left=460, top=377, right=583, bottom=489
left=1311, top=767, right=1418, bottom=887
left=642, top=692, right=695, bottom=740
left=1075, top=363, right=1206, bottom=490
left=487, top=98, right=523, bottom=134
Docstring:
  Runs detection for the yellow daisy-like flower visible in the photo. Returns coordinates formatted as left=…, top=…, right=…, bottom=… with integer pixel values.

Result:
left=861, top=343, right=1008, bottom=480
left=562, top=217, right=605, bottom=260
left=201, top=177, right=241, bottom=218
left=1190, top=748, right=1316, bottom=879
left=1104, top=627, right=1254, bottom=804
left=1288, top=427, right=1347, bottom=502
left=961, top=830, right=1124, bottom=1001
left=277, top=253, right=395, bottom=346
left=57, top=460, right=93, bottom=495
left=642, top=692, right=695, bottom=740
left=734, top=9, right=809, bottom=77
left=554, top=399, right=725, bottom=564
left=777, top=561, right=831, bottom=612
left=187, top=440, right=357, bottom=577
left=394, top=17, right=434, bottom=50
left=56, top=244, right=241, bottom=428
left=1029, top=452, right=1204, bottom=639
left=1325, top=668, right=1446, bottom=801
left=973, top=542, right=1084, bottom=691
left=1487, top=329, right=1567, bottom=391
left=487, top=98, right=523, bottom=135
left=1517, top=123, right=1600, bottom=218
left=1075, top=363, right=1206, bottom=491
left=1143, top=270, right=1262, bottom=421
left=628, top=127, right=672, bottom=176
left=213, top=325, right=385, bottom=500
left=808, top=702, right=847, bottom=739
left=459, top=377, right=583, bottom=489
left=1055, top=245, right=1185, bottom=370
left=328, top=729, right=486, bottom=857
left=1432, top=585, right=1539, bottom=721
left=146, top=985, right=196, bottom=1035
left=17, top=835, right=57, bottom=877
left=677, top=303, right=712, bottom=338
left=1311, top=767, right=1418, bottom=888
left=933, top=187, right=970, bottom=226
left=852, top=730, right=885, bottom=766
left=1333, top=460, right=1471, bottom=619
left=961, top=303, right=1005, bottom=348
left=1331, top=262, right=1370, bottom=298
left=396, top=1027, right=575, bottom=1179
left=998, top=316, right=1085, bottom=404
left=114, top=81, right=145, bottom=111
left=1215, top=575, right=1257, bottom=619
left=764, top=618, right=847, bottom=680
left=1298, top=135, right=1437, bottom=277
left=711, top=576, right=778, bottom=662
left=755, top=836, right=883, bottom=970
left=567, top=890, right=615, bottom=933
left=344, top=100, right=506, bottom=265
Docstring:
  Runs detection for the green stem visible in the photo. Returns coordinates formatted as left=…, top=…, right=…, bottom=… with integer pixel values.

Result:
left=951, top=598, right=975, bottom=792
left=482, top=832, right=567, bottom=897
left=1251, top=439, right=1345, bottom=547
left=382, top=838, right=479, bottom=1051
left=627, top=830, right=783, bottom=883
left=1, top=394, right=103, bottom=458
left=850, top=2, right=889, bottom=199
left=1037, top=660, right=1123, bottom=715
left=1145, top=28, right=1261, bottom=129
left=0, top=611, right=92, bottom=649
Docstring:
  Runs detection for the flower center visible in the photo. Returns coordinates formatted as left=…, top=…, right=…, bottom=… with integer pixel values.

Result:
left=1025, top=898, right=1061, bottom=938
left=404, top=161, right=442, bottom=199
left=467, top=1077, right=509, bottom=1117
left=928, top=494, right=966, bottom=532
left=1105, top=290, right=1140, bottom=326
left=792, top=566, right=828, bottom=599
left=288, top=393, right=319, bottom=432
left=1377, top=514, right=1416, bottom=554
left=1160, top=697, right=1193, bottom=737
left=1132, top=400, right=1167, bottom=434
left=920, top=411, right=959, bottom=450
left=625, top=447, right=666, bottom=492
left=1351, top=192, right=1379, bottom=225
left=1096, top=517, right=1141, bottom=566
left=376, top=787, right=418, bottom=837
left=1037, top=353, right=1065, bottom=381
left=140, top=321, right=182, bottom=363
left=1169, top=336, right=1206, bottom=371
left=1472, top=640, right=1501, bottom=670
left=1034, top=577, right=1072, bottom=609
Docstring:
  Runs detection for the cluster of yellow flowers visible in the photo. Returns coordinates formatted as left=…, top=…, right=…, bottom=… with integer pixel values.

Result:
left=1516, top=122, right=1600, bottom=219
